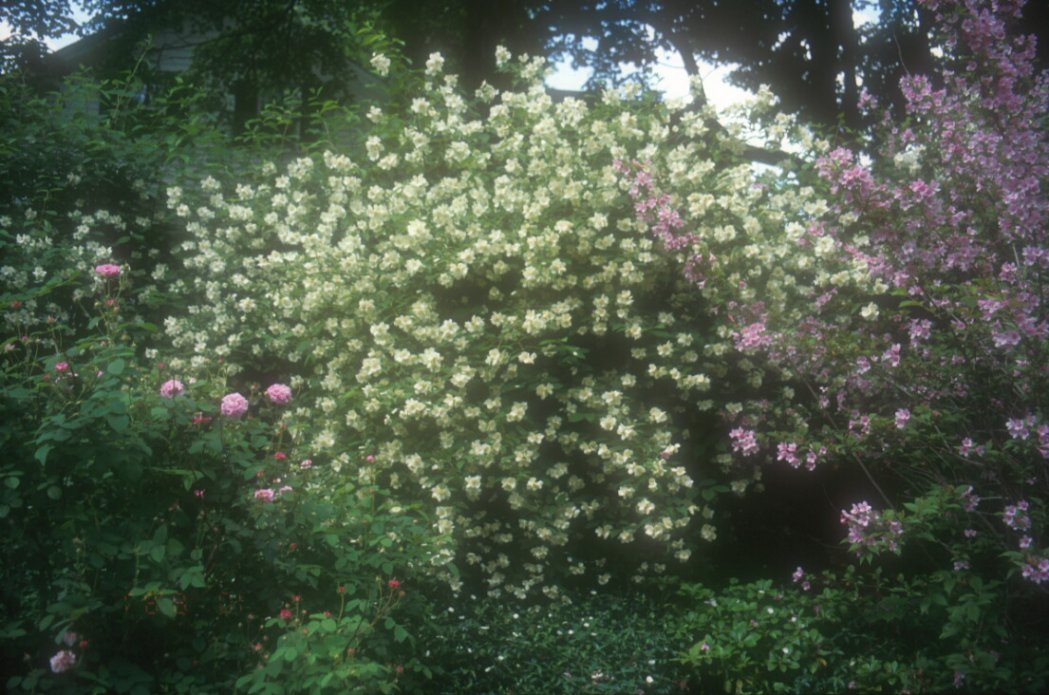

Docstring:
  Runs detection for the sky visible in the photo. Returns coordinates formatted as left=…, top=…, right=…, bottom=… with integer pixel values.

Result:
left=546, top=47, right=749, bottom=106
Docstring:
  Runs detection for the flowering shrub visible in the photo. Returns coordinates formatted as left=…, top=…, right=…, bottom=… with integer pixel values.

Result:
left=173, top=35, right=918, bottom=599
left=164, top=49, right=846, bottom=596
left=1, top=206, right=431, bottom=692
left=639, top=0, right=1049, bottom=590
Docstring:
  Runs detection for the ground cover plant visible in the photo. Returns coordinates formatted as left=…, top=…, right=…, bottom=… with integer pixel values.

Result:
left=2, top=0, right=1048, bottom=692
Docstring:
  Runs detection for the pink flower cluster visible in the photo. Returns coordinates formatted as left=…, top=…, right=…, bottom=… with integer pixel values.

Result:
left=1021, top=557, right=1049, bottom=584
left=734, top=321, right=773, bottom=353
left=777, top=442, right=799, bottom=468
left=220, top=392, right=249, bottom=418
left=254, top=485, right=293, bottom=503
left=841, top=501, right=904, bottom=555
left=791, top=566, right=811, bottom=591
left=265, top=383, right=293, bottom=405
left=1003, top=500, right=1031, bottom=531
left=1006, top=415, right=1036, bottom=440
left=50, top=649, right=76, bottom=673
left=159, top=379, right=185, bottom=398
left=729, top=428, right=759, bottom=457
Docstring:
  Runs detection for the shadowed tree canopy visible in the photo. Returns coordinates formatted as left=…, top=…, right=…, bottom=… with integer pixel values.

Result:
left=5, top=0, right=1048, bottom=133
left=535, top=0, right=1047, bottom=132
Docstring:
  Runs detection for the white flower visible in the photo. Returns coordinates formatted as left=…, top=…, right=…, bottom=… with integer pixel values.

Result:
left=370, top=52, right=391, bottom=76
left=494, top=45, right=511, bottom=67
left=425, top=52, right=445, bottom=76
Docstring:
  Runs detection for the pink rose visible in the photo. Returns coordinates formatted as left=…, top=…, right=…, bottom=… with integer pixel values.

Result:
left=50, top=649, right=77, bottom=673
left=94, top=263, right=121, bottom=278
left=220, top=392, right=249, bottom=418
left=159, top=379, right=185, bottom=398
left=265, top=383, right=293, bottom=405
left=254, top=488, right=275, bottom=503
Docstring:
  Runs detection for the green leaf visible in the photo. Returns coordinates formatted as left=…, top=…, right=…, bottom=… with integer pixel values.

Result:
left=393, top=625, right=408, bottom=643
left=46, top=485, right=61, bottom=500
left=283, top=647, right=298, bottom=662
left=107, top=358, right=126, bottom=376
left=157, top=598, right=176, bottom=619
left=35, top=444, right=53, bottom=465
left=107, top=414, right=130, bottom=433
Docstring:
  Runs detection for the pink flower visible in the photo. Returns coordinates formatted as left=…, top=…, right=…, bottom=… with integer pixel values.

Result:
left=734, top=321, right=773, bottom=352
left=274, top=451, right=288, bottom=461
left=895, top=408, right=911, bottom=429
left=254, top=488, right=275, bottom=503
left=220, top=392, right=249, bottom=418
left=50, top=649, right=76, bottom=673
left=55, top=361, right=70, bottom=373
left=159, top=379, right=185, bottom=398
left=777, top=442, right=800, bottom=468
left=729, top=428, right=759, bottom=456
left=265, top=383, right=293, bottom=405
left=1003, top=501, right=1032, bottom=531
left=1023, top=558, right=1049, bottom=584
left=279, top=608, right=294, bottom=620
left=94, top=263, right=121, bottom=278
left=300, top=459, right=313, bottom=469
left=388, top=578, right=402, bottom=589
left=1007, top=417, right=1032, bottom=440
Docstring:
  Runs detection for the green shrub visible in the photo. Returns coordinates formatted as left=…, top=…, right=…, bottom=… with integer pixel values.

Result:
left=421, top=587, right=690, bottom=694
left=676, top=565, right=1049, bottom=694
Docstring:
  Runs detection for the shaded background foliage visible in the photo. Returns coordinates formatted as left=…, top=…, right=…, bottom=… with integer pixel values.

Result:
left=6, top=0, right=1049, bottom=135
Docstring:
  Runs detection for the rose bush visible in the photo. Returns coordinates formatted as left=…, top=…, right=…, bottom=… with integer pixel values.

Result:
left=0, top=70, right=435, bottom=692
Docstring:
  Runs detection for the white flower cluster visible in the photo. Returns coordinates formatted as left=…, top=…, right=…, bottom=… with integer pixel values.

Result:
left=165, top=50, right=847, bottom=597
